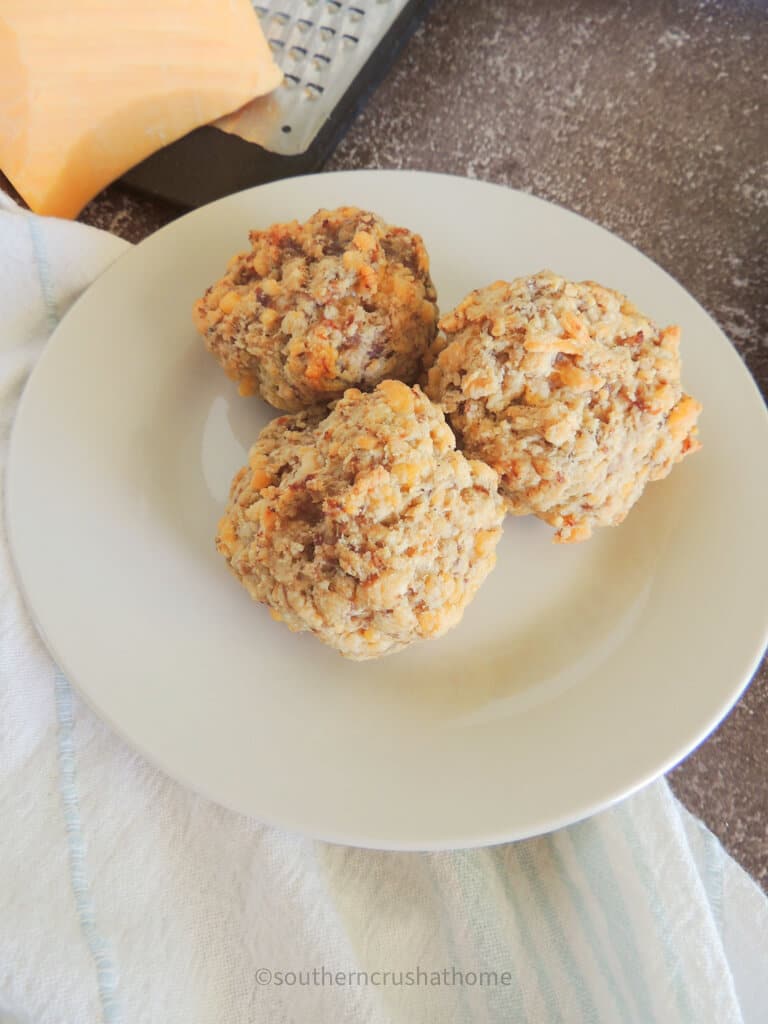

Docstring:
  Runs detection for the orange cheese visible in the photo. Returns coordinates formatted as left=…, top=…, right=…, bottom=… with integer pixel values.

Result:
left=0, top=1, right=282, bottom=218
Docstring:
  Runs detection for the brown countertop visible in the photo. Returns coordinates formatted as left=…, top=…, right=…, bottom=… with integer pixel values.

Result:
left=6, top=0, right=767, bottom=886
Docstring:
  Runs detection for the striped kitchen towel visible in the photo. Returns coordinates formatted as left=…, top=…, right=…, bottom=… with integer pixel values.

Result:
left=1, top=194, right=766, bottom=1024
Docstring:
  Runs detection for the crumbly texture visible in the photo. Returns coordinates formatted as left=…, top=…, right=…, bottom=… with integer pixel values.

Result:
left=425, top=271, right=702, bottom=542
left=216, top=381, right=504, bottom=659
left=193, top=206, right=439, bottom=411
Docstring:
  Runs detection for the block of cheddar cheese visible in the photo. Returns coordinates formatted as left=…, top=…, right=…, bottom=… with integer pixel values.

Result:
left=0, top=0, right=282, bottom=218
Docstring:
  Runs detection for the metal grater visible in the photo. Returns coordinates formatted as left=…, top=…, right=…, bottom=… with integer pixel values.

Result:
left=123, top=0, right=430, bottom=208
left=224, top=1, right=413, bottom=155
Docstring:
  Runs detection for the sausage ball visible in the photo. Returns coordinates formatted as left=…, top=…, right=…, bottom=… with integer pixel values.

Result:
left=425, top=271, right=701, bottom=542
left=216, top=381, right=504, bottom=659
left=193, top=206, right=439, bottom=411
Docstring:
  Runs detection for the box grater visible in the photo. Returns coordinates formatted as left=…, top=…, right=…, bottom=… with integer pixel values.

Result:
left=123, top=0, right=431, bottom=208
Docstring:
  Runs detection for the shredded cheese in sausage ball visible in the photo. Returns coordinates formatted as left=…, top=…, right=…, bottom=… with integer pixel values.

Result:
left=217, top=382, right=504, bottom=659
left=425, top=271, right=701, bottom=542
left=193, top=206, right=439, bottom=411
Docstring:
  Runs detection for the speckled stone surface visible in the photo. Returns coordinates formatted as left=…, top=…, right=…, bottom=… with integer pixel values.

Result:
left=4, top=0, right=766, bottom=886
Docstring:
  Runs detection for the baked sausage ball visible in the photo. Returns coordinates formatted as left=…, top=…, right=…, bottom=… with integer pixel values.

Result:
left=216, top=381, right=504, bottom=659
left=425, top=271, right=702, bottom=542
left=193, top=206, right=439, bottom=411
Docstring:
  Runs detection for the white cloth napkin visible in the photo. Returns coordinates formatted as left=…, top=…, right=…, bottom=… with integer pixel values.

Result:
left=1, top=194, right=766, bottom=1024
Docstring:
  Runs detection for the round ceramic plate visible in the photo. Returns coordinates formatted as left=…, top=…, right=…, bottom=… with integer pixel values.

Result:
left=7, top=171, right=768, bottom=849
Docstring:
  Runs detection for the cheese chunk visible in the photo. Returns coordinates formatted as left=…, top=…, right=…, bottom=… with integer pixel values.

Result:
left=0, top=1, right=282, bottom=218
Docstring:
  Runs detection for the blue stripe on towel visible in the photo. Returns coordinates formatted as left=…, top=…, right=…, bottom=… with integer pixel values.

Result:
left=618, top=802, right=693, bottom=1023
left=492, top=847, right=564, bottom=1022
left=55, top=674, right=123, bottom=1024
left=452, top=849, right=528, bottom=1023
left=513, top=842, right=600, bottom=1023
left=427, top=854, right=477, bottom=1023
left=28, top=212, right=123, bottom=1024
left=545, top=834, right=631, bottom=1022
left=567, top=818, right=657, bottom=1023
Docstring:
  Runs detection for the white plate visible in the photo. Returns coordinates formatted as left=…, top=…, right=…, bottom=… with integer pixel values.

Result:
left=7, top=171, right=768, bottom=849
